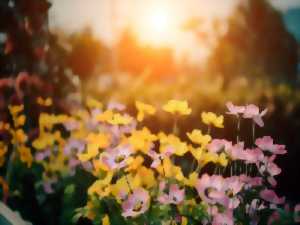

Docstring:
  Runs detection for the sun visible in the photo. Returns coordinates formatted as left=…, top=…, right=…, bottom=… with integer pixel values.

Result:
left=135, top=4, right=177, bottom=46
left=148, top=9, right=171, bottom=34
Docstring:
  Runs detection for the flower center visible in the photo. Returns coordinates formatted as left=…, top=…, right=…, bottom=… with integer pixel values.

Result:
left=133, top=201, right=143, bottom=212
left=115, top=155, right=125, bottom=163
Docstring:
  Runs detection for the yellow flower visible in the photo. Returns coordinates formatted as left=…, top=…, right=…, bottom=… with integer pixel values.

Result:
left=128, top=127, right=157, bottom=153
left=78, top=133, right=110, bottom=162
left=157, top=158, right=184, bottom=181
left=96, top=110, right=132, bottom=125
left=32, top=132, right=56, bottom=150
left=37, top=97, right=53, bottom=106
left=18, top=145, right=33, bottom=167
left=86, top=97, right=103, bottom=109
left=136, top=166, right=156, bottom=188
left=162, top=100, right=192, bottom=115
left=77, top=144, right=99, bottom=162
left=0, top=142, right=8, bottom=167
left=8, top=105, right=26, bottom=127
left=187, top=129, right=211, bottom=146
left=109, top=113, right=132, bottom=125
left=184, top=172, right=198, bottom=187
left=111, top=174, right=141, bottom=199
left=126, top=156, right=144, bottom=172
left=12, top=129, right=27, bottom=144
left=86, top=201, right=96, bottom=220
left=88, top=172, right=113, bottom=197
left=96, top=110, right=113, bottom=122
left=181, top=216, right=188, bottom=225
left=189, top=145, right=204, bottom=161
left=200, top=151, right=219, bottom=167
left=8, top=105, right=24, bottom=116
left=0, top=122, right=10, bottom=130
left=102, top=214, right=110, bottom=225
left=86, top=133, right=111, bottom=147
left=39, top=113, right=68, bottom=131
left=14, top=115, right=26, bottom=127
left=201, top=112, right=224, bottom=128
left=218, top=152, right=228, bottom=167
left=135, top=101, right=156, bottom=122
left=159, top=132, right=188, bottom=156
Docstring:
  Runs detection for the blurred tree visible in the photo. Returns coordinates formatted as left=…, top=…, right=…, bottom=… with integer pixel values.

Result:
left=207, top=0, right=298, bottom=83
left=0, top=0, right=74, bottom=97
left=67, top=28, right=109, bottom=81
left=66, top=28, right=110, bottom=103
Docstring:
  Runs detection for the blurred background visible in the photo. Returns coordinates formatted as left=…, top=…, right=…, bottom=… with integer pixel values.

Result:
left=0, top=0, right=300, bottom=223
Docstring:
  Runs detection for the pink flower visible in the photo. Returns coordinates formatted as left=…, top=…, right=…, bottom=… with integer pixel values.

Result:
left=43, top=177, right=58, bottom=194
left=246, top=199, right=266, bottom=215
left=242, top=148, right=264, bottom=164
left=225, top=176, right=244, bottom=209
left=122, top=188, right=150, bottom=218
left=239, top=175, right=263, bottom=189
left=63, top=120, right=80, bottom=131
left=212, top=210, right=234, bottom=225
left=255, top=136, right=287, bottom=155
left=226, top=142, right=245, bottom=160
left=107, top=101, right=126, bottom=111
left=260, top=189, right=285, bottom=205
left=158, top=182, right=185, bottom=205
left=64, top=139, right=86, bottom=155
left=102, top=145, right=133, bottom=170
left=35, top=148, right=51, bottom=161
left=258, top=155, right=281, bottom=178
left=243, top=104, right=268, bottom=127
left=225, top=176, right=244, bottom=195
left=196, top=174, right=229, bottom=207
left=226, top=102, right=245, bottom=116
left=148, top=147, right=174, bottom=168
left=207, top=139, right=232, bottom=154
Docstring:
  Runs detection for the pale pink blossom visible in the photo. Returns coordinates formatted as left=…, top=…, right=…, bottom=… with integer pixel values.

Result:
left=255, top=136, right=287, bottom=155
left=148, top=147, right=174, bottom=168
left=243, top=104, right=268, bottom=127
left=212, top=209, right=234, bottom=225
left=226, top=142, right=245, bottom=160
left=242, top=148, right=264, bottom=164
left=102, top=145, right=133, bottom=170
left=239, top=175, right=263, bottom=189
left=107, top=101, right=126, bottom=111
left=196, top=174, right=229, bottom=207
left=258, top=155, right=281, bottom=186
left=122, top=188, right=150, bottom=218
left=158, top=182, right=185, bottom=205
left=207, top=139, right=232, bottom=154
left=260, top=189, right=285, bottom=205
left=226, top=102, right=245, bottom=116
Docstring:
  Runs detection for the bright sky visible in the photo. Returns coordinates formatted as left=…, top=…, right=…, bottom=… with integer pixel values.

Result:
left=49, top=0, right=300, bottom=62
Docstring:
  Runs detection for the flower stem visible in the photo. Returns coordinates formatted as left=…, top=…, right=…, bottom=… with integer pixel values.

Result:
left=173, top=116, right=179, bottom=135
left=5, top=146, right=16, bottom=189
left=207, top=124, right=211, bottom=135
left=252, top=121, right=256, bottom=145
left=237, top=116, right=241, bottom=143
left=124, top=173, right=133, bottom=194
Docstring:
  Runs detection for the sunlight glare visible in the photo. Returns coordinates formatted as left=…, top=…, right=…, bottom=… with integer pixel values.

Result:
left=135, top=3, right=178, bottom=46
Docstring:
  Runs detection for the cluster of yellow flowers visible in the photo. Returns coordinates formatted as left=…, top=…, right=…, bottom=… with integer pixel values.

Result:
left=1, top=98, right=227, bottom=224
left=7, top=105, right=32, bottom=167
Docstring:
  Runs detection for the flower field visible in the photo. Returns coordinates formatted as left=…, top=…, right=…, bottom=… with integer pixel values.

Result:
left=1, top=95, right=300, bottom=225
